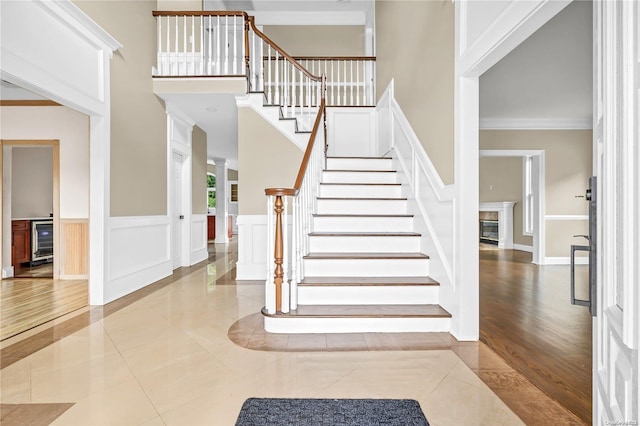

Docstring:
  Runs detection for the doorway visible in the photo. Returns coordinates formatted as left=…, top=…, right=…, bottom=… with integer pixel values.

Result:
left=1, top=140, right=60, bottom=279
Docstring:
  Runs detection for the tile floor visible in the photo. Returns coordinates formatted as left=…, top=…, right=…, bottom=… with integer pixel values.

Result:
left=0, top=241, right=583, bottom=425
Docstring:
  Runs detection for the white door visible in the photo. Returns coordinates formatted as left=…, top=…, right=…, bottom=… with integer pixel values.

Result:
left=172, top=152, right=183, bottom=270
left=593, top=1, right=639, bottom=424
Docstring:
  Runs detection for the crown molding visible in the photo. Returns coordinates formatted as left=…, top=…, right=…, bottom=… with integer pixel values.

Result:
left=480, top=117, right=592, bottom=130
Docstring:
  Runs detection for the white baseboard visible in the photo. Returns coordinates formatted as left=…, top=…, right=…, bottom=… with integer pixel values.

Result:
left=513, top=244, right=533, bottom=253
left=545, top=256, right=589, bottom=265
left=2, top=266, right=14, bottom=278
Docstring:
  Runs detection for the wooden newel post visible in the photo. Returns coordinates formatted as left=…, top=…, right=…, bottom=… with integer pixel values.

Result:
left=244, top=16, right=250, bottom=88
left=266, top=188, right=295, bottom=313
left=273, top=195, right=284, bottom=313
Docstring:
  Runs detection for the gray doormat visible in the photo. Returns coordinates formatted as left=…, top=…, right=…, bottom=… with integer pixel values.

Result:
left=235, top=398, right=430, bottom=425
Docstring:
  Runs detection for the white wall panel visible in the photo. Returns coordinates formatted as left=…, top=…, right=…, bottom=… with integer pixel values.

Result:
left=326, top=107, right=376, bottom=157
left=236, top=214, right=292, bottom=280
left=190, top=214, right=208, bottom=264
left=107, top=216, right=171, bottom=303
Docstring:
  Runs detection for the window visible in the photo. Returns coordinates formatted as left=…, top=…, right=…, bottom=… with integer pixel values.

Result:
left=523, top=156, right=534, bottom=235
left=207, top=173, right=216, bottom=209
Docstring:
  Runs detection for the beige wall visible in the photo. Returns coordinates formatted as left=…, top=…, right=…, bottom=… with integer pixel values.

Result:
left=262, top=26, right=365, bottom=56
left=192, top=126, right=207, bottom=214
left=156, top=0, right=202, bottom=10
left=479, top=157, right=533, bottom=247
left=11, top=147, right=53, bottom=219
left=75, top=1, right=168, bottom=217
left=376, top=1, right=455, bottom=184
left=480, top=129, right=592, bottom=257
left=238, top=108, right=303, bottom=215
left=0, top=106, right=90, bottom=218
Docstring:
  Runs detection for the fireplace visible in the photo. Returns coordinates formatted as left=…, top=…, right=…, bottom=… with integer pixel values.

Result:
left=479, top=219, right=499, bottom=244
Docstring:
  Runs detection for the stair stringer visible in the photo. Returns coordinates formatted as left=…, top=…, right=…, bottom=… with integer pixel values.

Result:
left=235, top=92, right=309, bottom=150
left=376, top=82, right=456, bottom=321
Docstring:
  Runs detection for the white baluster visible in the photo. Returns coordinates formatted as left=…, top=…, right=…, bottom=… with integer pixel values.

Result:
left=281, top=196, right=290, bottom=313
left=173, top=16, right=178, bottom=75
left=265, top=195, right=275, bottom=314
left=350, top=60, right=354, bottom=106
left=199, top=16, right=203, bottom=75
left=291, top=62, right=296, bottom=116
left=232, top=16, right=236, bottom=75
left=251, top=31, right=256, bottom=89
left=283, top=60, right=288, bottom=117
left=356, top=60, right=360, bottom=106
left=291, top=194, right=299, bottom=310
left=208, top=16, right=213, bottom=74
left=156, top=16, right=161, bottom=75
left=165, top=16, right=170, bottom=75
left=182, top=15, right=187, bottom=75
left=216, top=16, right=221, bottom=74
left=190, top=16, right=195, bottom=75
left=241, top=17, right=245, bottom=78
left=342, top=61, right=347, bottom=105
left=267, top=45, right=272, bottom=103
left=275, top=51, right=280, bottom=105
left=224, top=16, right=229, bottom=74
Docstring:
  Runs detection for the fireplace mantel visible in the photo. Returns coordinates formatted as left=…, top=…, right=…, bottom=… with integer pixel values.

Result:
left=479, top=202, right=516, bottom=249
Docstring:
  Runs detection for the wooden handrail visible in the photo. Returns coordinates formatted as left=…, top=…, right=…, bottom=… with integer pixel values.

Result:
left=294, top=98, right=326, bottom=190
left=293, top=56, right=376, bottom=61
left=263, top=56, right=376, bottom=62
left=247, top=17, right=323, bottom=82
left=152, top=10, right=248, bottom=17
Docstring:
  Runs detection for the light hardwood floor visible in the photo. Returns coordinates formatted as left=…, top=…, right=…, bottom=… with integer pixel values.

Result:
left=0, top=277, right=87, bottom=341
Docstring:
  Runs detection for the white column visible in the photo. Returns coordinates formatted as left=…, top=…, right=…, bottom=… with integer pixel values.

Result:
left=213, top=157, right=229, bottom=243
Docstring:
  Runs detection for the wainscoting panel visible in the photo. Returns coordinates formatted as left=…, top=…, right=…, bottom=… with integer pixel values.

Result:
left=191, top=214, right=208, bottom=265
left=236, top=215, right=292, bottom=280
left=107, top=216, right=172, bottom=303
left=59, top=219, right=88, bottom=278
left=326, top=107, right=377, bottom=157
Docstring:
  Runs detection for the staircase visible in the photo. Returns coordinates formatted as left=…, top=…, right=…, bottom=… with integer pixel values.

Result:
left=263, top=156, right=451, bottom=334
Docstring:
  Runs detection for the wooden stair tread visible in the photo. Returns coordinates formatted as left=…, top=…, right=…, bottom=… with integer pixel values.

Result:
left=308, top=232, right=420, bottom=237
left=319, top=183, right=401, bottom=186
left=262, top=304, right=451, bottom=318
left=327, top=156, right=392, bottom=160
left=299, top=276, right=440, bottom=286
left=317, top=197, right=407, bottom=201
left=313, top=214, right=414, bottom=218
left=324, top=169, right=396, bottom=173
left=304, top=252, right=429, bottom=260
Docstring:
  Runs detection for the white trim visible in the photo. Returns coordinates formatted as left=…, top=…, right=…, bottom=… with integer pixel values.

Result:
left=455, top=0, right=571, bottom=339
left=480, top=118, right=592, bottom=130
left=479, top=201, right=516, bottom=249
left=545, top=215, right=589, bottom=221
left=479, top=149, right=545, bottom=264
left=545, top=256, right=589, bottom=265
left=264, top=316, right=451, bottom=334
left=513, top=244, right=533, bottom=253
left=2, top=266, right=14, bottom=279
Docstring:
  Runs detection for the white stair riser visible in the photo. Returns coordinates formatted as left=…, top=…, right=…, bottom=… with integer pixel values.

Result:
left=298, top=286, right=439, bottom=305
left=319, top=185, right=402, bottom=198
left=304, top=258, right=429, bottom=277
left=316, top=199, right=407, bottom=215
left=326, top=158, right=394, bottom=171
left=313, top=216, right=414, bottom=232
left=264, top=316, right=451, bottom=333
left=309, top=235, right=421, bottom=253
left=322, top=171, right=397, bottom=184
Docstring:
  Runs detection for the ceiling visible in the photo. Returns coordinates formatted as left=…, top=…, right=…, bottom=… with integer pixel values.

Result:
left=480, top=0, right=592, bottom=129
left=1, top=0, right=592, bottom=169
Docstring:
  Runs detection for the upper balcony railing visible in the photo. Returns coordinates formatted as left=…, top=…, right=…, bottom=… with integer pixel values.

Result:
left=152, top=11, right=375, bottom=109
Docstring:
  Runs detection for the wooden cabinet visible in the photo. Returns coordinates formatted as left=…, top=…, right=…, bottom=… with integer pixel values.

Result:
left=207, top=216, right=216, bottom=241
left=207, top=216, right=234, bottom=241
left=11, top=220, right=31, bottom=266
